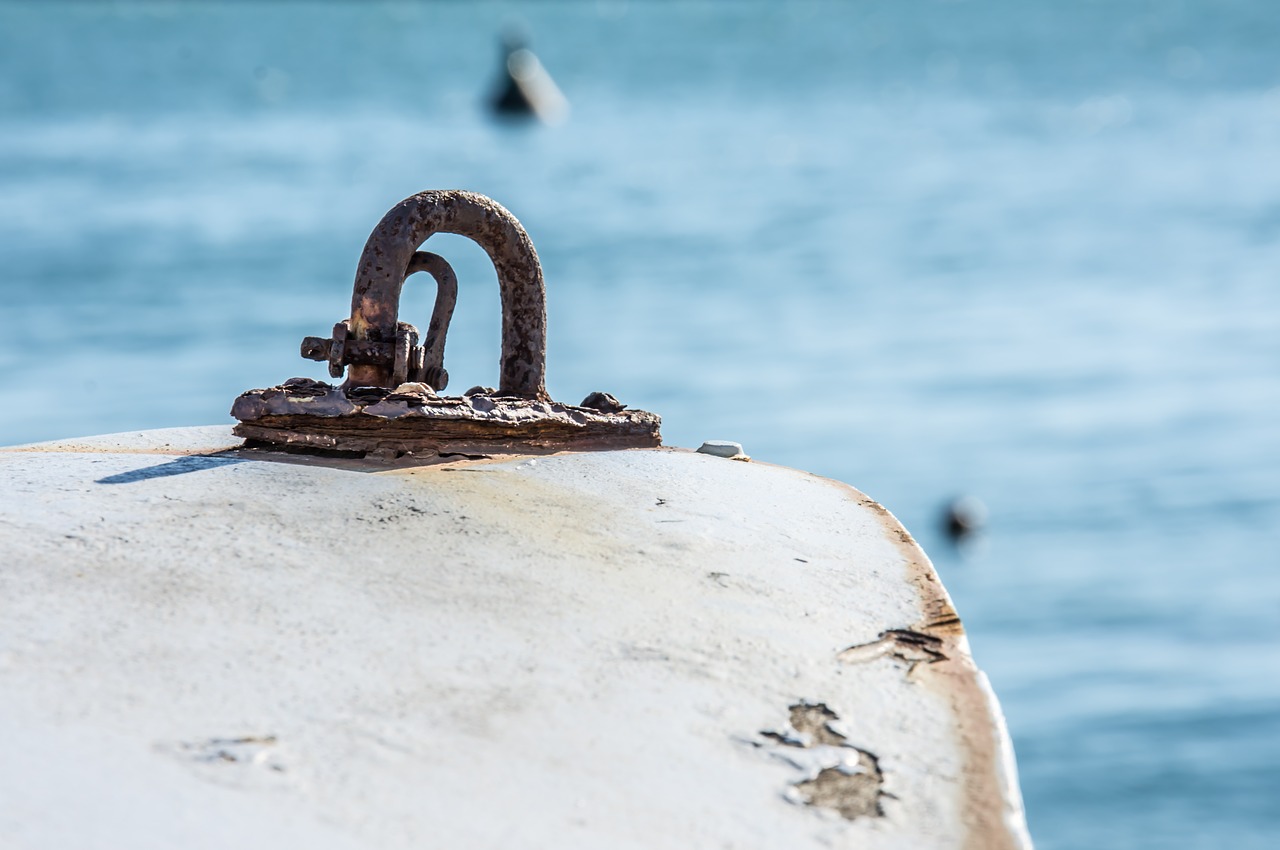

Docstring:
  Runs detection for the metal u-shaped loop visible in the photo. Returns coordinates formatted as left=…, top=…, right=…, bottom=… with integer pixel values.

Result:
left=403, top=251, right=457, bottom=392
left=347, top=190, right=547, bottom=398
left=240, top=189, right=661, bottom=455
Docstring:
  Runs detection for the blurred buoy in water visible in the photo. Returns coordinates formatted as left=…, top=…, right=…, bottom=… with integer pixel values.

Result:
left=490, top=29, right=569, bottom=125
left=942, top=495, right=988, bottom=544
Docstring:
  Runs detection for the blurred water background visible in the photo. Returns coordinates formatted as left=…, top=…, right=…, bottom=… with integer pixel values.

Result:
left=2, top=1, right=1278, bottom=846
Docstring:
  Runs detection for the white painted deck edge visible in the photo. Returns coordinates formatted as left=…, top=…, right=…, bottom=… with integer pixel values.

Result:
left=0, top=426, right=1032, bottom=850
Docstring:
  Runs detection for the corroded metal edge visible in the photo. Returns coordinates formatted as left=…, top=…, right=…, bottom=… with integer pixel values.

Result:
left=231, top=379, right=661, bottom=456
left=231, top=414, right=661, bottom=456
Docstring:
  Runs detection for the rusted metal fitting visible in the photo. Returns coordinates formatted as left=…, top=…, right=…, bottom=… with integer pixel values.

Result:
left=231, top=190, right=661, bottom=458
left=299, top=251, right=457, bottom=390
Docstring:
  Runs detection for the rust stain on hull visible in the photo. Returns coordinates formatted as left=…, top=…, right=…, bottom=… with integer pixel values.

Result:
left=841, top=485, right=1029, bottom=850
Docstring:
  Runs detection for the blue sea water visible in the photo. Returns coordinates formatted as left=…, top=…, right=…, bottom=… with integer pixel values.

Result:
left=2, top=1, right=1278, bottom=846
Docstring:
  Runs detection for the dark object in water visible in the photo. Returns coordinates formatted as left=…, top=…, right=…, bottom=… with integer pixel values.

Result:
left=490, top=30, right=568, bottom=124
left=942, top=496, right=988, bottom=543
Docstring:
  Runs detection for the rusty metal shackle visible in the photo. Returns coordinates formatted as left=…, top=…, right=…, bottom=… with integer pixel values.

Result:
left=404, top=251, right=457, bottom=392
left=234, top=189, right=661, bottom=455
left=301, top=249, right=458, bottom=391
left=346, top=190, right=547, bottom=398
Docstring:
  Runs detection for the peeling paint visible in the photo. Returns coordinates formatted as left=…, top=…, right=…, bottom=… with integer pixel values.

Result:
left=758, top=702, right=886, bottom=821
left=794, top=766, right=883, bottom=821
left=837, top=629, right=949, bottom=674
left=175, top=736, right=283, bottom=768
left=786, top=702, right=849, bottom=748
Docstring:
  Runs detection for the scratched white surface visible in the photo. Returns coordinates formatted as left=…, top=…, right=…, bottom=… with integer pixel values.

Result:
left=0, top=428, right=1029, bottom=849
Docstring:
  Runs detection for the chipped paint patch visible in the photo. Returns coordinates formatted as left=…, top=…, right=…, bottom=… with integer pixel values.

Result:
left=172, top=735, right=284, bottom=769
left=838, top=629, right=949, bottom=675
left=157, top=735, right=291, bottom=791
left=794, top=766, right=883, bottom=821
left=757, top=702, right=886, bottom=821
